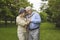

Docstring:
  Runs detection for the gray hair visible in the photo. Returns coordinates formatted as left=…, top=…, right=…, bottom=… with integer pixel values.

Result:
left=25, top=6, right=32, bottom=11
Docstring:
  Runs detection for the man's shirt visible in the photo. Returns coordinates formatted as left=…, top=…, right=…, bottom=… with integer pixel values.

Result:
left=26, top=11, right=41, bottom=30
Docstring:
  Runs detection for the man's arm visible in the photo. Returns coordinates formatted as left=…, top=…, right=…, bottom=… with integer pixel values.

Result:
left=30, top=13, right=41, bottom=23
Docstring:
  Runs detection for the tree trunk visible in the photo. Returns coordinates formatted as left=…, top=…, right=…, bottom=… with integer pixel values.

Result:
left=10, top=17, right=13, bottom=24
left=4, top=16, right=7, bottom=27
left=56, top=22, right=60, bottom=28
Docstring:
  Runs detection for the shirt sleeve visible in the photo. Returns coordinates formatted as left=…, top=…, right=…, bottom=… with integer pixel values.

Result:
left=31, top=13, right=41, bottom=23
left=16, top=17, right=27, bottom=26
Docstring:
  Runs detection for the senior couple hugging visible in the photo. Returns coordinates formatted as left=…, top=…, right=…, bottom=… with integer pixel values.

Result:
left=16, top=6, right=41, bottom=40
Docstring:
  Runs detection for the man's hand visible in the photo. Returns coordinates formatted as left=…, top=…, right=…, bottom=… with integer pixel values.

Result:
left=24, top=18, right=31, bottom=28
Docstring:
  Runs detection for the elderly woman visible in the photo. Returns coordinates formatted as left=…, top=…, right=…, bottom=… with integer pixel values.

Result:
left=16, top=8, right=30, bottom=40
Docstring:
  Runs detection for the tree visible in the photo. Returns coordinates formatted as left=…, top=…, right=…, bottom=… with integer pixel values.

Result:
left=40, top=12, right=48, bottom=22
left=45, top=0, right=60, bottom=27
left=0, top=0, right=32, bottom=26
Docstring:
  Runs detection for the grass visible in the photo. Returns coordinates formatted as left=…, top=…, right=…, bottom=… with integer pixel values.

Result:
left=0, top=23, right=18, bottom=40
left=40, top=22, right=60, bottom=40
left=0, top=22, right=60, bottom=40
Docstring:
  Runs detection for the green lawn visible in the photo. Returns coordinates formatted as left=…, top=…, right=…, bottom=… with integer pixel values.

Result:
left=0, top=23, right=18, bottom=40
left=40, top=22, right=60, bottom=40
left=0, top=22, right=60, bottom=40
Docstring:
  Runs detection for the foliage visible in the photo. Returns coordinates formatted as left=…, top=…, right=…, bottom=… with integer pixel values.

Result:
left=40, top=12, right=48, bottom=22
left=0, top=0, right=32, bottom=23
left=45, top=0, right=60, bottom=27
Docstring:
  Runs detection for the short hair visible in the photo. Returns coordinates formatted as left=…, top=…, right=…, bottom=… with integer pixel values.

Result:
left=25, top=6, right=32, bottom=11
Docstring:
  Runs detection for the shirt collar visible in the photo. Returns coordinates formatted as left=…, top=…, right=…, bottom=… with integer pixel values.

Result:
left=26, top=12, right=35, bottom=18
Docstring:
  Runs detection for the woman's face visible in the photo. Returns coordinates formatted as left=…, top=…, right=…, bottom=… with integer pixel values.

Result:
left=20, top=12, right=26, bottom=17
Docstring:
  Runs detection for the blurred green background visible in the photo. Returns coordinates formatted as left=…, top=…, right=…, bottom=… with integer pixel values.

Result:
left=0, top=0, right=60, bottom=40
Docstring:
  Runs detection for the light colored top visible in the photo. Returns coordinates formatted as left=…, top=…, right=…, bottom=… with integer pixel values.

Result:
left=16, top=16, right=27, bottom=32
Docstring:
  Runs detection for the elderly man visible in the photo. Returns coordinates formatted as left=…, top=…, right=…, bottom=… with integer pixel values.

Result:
left=25, top=6, right=41, bottom=40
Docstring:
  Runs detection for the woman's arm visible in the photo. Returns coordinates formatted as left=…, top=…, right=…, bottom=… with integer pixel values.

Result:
left=16, top=17, right=28, bottom=26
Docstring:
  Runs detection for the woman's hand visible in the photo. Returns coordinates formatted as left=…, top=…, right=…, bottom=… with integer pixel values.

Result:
left=27, top=18, right=31, bottom=23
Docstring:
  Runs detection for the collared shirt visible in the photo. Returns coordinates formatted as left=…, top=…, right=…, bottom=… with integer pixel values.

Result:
left=26, top=11, right=41, bottom=30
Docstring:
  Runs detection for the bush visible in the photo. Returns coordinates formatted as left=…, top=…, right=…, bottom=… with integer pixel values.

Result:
left=40, top=12, right=48, bottom=22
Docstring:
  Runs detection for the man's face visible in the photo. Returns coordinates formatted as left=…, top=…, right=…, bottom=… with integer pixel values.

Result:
left=26, top=10, right=32, bottom=15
